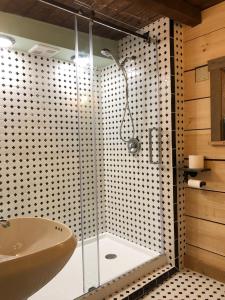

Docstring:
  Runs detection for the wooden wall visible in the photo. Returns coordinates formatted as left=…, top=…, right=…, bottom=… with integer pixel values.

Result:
left=184, top=1, right=225, bottom=283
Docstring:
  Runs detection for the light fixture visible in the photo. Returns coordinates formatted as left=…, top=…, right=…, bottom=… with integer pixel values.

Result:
left=0, top=34, right=15, bottom=48
left=71, top=53, right=90, bottom=66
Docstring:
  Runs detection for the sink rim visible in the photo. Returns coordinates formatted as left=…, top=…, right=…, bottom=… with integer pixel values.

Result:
left=0, top=217, right=77, bottom=300
left=0, top=217, right=76, bottom=260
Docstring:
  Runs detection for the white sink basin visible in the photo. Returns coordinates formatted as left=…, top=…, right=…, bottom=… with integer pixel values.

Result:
left=0, top=217, right=77, bottom=300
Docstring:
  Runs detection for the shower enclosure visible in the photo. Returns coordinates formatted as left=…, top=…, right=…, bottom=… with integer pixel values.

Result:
left=69, top=14, right=164, bottom=298
left=0, top=3, right=169, bottom=300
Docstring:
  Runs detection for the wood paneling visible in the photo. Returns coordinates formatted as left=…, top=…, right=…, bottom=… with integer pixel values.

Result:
left=184, top=129, right=225, bottom=159
left=185, top=245, right=225, bottom=283
left=184, top=70, right=210, bottom=100
left=185, top=188, right=225, bottom=223
left=184, top=98, right=210, bottom=130
left=184, top=1, right=225, bottom=42
left=195, top=160, right=225, bottom=192
left=184, top=2, right=225, bottom=281
left=184, top=27, right=225, bottom=70
left=186, top=216, right=225, bottom=256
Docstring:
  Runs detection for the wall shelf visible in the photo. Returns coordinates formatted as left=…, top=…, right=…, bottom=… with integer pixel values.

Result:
left=181, top=167, right=211, bottom=181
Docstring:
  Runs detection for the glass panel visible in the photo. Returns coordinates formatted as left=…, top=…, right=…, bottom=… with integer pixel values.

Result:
left=83, top=22, right=164, bottom=287
left=74, top=17, right=100, bottom=293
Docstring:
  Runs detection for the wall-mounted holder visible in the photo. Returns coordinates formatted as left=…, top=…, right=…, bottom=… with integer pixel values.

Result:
left=181, top=167, right=211, bottom=182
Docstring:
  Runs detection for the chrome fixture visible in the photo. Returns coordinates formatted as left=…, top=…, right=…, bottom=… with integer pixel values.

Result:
left=0, top=34, right=15, bottom=48
left=149, top=128, right=161, bottom=164
left=101, top=48, right=141, bottom=155
left=127, top=138, right=141, bottom=155
left=0, top=219, right=10, bottom=228
left=100, top=48, right=121, bottom=69
left=38, top=0, right=151, bottom=44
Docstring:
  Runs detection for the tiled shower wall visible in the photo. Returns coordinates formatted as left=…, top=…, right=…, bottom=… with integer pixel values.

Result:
left=0, top=51, right=104, bottom=240
left=102, top=18, right=176, bottom=260
left=101, top=34, right=163, bottom=251
left=0, top=17, right=177, bottom=264
left=0, top=51, right=80, bottom=231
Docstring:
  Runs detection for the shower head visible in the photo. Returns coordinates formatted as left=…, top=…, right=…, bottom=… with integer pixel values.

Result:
left=101, top=49, right=136, bottom=69
left=101, top=48, right=121, bottom=69
left=101, top=48, right=139, bottom=150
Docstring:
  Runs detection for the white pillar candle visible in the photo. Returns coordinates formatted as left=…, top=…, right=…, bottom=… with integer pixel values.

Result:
left=188, top=155, right=204, bottom=169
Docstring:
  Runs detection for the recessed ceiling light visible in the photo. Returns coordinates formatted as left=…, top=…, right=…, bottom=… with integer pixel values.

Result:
left=0, top=34, right=15, bottom=48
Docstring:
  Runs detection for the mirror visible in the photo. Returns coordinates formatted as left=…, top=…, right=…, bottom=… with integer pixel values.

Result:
left=209, top=56, right=225, bottom=142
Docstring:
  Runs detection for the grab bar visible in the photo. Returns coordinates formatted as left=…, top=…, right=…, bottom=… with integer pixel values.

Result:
left=149, top=127, right=161, bottom=164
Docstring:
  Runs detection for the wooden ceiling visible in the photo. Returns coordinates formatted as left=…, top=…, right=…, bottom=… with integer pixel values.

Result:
left=0, top=0, right=224, bottom=40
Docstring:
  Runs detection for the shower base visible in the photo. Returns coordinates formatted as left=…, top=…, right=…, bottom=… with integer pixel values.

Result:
left=30, top=233, right=160, bottom=300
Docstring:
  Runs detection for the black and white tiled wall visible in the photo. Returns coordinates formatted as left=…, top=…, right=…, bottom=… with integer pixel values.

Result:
left=101, top=17, right=177, bottom=263
left=0, top=50, right=105, bottom=239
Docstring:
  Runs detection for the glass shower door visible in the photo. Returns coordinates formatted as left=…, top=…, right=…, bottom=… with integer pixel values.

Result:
left=74, top=14, right=164, bottom=297
left=74, top=16, right=100, bottom=293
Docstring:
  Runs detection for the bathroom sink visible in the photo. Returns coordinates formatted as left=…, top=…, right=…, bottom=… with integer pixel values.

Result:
left=0, top=217, right=77, bottom=300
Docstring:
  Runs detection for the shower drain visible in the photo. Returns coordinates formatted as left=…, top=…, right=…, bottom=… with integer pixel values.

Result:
left=105, top=253, right=117, bottom=259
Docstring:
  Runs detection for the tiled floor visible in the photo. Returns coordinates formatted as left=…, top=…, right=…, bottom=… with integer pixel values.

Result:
left=143, top=269, right=225, bottom=300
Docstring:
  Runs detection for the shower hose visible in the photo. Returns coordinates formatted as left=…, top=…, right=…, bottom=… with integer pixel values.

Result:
left=119, top=69, right=135, bottom=143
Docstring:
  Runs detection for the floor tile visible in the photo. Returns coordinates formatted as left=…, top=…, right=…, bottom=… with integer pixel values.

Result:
left=143, top=269, right=225, bottom=300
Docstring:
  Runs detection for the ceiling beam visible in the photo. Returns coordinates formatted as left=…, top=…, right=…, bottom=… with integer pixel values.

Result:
left=129, top=0, right=201, bottom=26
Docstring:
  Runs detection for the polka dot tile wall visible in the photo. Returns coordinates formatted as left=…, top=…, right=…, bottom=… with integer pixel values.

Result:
left=174, top=22, right=185, bottom=268
left=101, top=17, right=176, bottom=262
left=143, top=269, right=225, bottom=300
left=0, top=49, right=105, bottom=240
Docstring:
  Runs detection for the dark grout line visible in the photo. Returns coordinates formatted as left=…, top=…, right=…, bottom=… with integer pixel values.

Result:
left=185, top=186, right=225, bottom=193
left=184, top=97, right=210, bottom=102
left=184, top=26, right=225, bottom=44
left=185, top=214, right=225, bottom=226
left=186, top=243, right=225, bottom=258
left=184, top=64, right=208, bottom=73
left=184, top=157, right=225, bottom=161
left=184, top=128, right=211, bottom=131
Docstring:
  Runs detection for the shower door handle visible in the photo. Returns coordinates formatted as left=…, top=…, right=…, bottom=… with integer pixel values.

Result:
left=149, top=127, right=161, bottom=164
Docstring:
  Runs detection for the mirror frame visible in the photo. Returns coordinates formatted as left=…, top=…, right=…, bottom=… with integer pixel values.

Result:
left=208, top=56, right=225, bottom=142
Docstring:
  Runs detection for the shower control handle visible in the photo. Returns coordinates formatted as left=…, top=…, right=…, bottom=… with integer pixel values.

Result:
left=149, top=127, right=161, bottom=164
